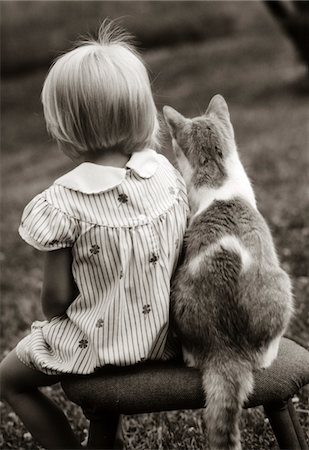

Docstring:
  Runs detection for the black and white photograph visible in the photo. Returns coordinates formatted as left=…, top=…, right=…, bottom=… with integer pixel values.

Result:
left=1, top=1, right=308, bottom=449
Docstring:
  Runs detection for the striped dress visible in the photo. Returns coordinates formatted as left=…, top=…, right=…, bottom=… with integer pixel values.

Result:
left=16, top=149, right=188, bottom=374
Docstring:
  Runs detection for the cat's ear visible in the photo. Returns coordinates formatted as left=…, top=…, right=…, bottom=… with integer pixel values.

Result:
left=205, top=94, right=230, bottom=120
left=163, top=106, right=186, bottom=138
left=205, top=94, right=234, bottom=139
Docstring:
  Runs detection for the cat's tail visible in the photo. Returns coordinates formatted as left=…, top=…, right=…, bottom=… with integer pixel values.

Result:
left=202, top=354, right=254, bottom=450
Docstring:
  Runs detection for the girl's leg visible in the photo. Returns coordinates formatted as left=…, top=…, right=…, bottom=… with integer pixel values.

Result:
left=0, top=349, right=82, bottom=449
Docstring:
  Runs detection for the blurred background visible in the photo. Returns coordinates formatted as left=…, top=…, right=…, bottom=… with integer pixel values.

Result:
left=1, top=1, right=308, bottom=448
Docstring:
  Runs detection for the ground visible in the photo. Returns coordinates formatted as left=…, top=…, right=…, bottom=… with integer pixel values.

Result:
left=1, top=2, right=308, bottom=449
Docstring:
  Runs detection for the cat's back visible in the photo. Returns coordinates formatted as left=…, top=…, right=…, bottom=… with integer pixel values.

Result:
left=172, top=196, right=292, bottom=351
left=187, top=197, right=278, bottom=269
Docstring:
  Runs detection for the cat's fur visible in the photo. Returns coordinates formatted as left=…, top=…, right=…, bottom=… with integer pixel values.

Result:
left=163, top=95, right=293, bottom=450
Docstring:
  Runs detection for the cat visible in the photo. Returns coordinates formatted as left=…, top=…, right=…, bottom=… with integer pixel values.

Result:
left=163, top=95, right=293, bottom=450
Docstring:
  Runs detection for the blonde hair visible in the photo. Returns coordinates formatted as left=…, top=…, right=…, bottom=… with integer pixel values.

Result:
left=41, top=21, right=159, bottom=157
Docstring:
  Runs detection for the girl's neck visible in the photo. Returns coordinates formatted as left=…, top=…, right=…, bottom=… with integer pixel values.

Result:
left=84, top=149, right=130, bottom=168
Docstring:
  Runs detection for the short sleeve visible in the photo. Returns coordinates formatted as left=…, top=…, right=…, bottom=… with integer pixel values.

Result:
left=19, top=192, right=78, bottom=251
left=175, top=168, right=189, bottom=213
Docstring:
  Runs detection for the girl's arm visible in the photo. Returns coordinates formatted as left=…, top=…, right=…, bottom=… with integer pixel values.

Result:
left=41, top=248, right=79, bottom=320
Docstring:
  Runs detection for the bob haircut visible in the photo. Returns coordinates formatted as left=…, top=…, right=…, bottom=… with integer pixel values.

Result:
left=41, top=21, right=159, bottom=157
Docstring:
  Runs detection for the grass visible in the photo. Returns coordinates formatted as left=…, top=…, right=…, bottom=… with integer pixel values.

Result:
left=1, top=2, right=309, bottom=449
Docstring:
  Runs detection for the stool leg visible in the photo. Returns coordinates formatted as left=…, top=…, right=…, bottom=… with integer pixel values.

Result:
left=287, top=399, right=308, bottom=450
left=85, top=411, right=120, bottom=449
left=114, top=415, right=125, bottom=449
left=264, top=399, right=308, bottom=450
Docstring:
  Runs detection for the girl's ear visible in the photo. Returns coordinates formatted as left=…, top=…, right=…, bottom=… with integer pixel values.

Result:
left=205, top=94, right=234, bottom=139
left=205, top=94, right=230, bottom=121
left=163, top=106, right=186, bottom=138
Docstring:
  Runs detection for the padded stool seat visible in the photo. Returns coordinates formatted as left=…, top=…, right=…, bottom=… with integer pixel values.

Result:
left=62, top=338, right=309, bottom=449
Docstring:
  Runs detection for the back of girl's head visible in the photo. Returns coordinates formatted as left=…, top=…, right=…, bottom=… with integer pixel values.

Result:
left=42, top=20, right=159, bottom=157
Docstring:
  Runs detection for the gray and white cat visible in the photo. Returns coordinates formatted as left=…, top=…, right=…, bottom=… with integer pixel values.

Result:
left=163, top=95, right=293, bottom=450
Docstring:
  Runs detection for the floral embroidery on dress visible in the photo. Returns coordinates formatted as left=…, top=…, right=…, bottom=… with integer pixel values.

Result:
left=149, top=253, right=159, bottom=264
left=168, top=186, right=176, bottom=195
left=142, top=304, right=151, bottom=315
left=78, top=339, right=88, bottom=349
left=90, top=244, right=100, bottom=256
left=118, top=193, right=128, bottom=204
left=96, top=319, right=104, bottom=328
left=120, top=270, right=124, bottom=279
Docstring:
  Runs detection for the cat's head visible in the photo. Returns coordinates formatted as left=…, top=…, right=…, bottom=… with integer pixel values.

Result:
left=163, top=95, right=236, bottom=190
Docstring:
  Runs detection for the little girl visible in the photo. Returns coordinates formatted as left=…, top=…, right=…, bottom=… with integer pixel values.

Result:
left=0, top=22, right=188, bottom=449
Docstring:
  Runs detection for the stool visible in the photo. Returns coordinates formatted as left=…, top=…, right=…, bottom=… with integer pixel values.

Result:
left=62, top=338, right=309, bottom=449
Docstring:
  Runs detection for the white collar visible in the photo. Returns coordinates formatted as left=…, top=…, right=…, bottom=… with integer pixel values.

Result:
left=54, top=148, right=159, bottom=194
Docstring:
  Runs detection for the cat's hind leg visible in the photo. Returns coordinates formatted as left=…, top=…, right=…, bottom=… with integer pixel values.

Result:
left=259, top=335, right=282, bottom=369
left=182, top=347, right=197, bottom=368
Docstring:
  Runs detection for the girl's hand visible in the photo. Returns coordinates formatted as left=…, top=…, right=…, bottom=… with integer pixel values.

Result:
left=41, top=248, right=79, bottom=320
